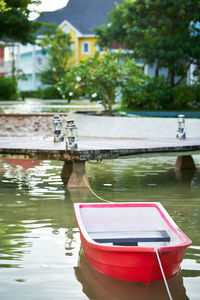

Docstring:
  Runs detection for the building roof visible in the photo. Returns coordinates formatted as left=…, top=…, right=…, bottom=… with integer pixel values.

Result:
left=37, top=0, right=122, bottom=35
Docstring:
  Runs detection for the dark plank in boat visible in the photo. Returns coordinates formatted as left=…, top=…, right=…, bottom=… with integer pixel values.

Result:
left=90, top=230, right=170, bottom=245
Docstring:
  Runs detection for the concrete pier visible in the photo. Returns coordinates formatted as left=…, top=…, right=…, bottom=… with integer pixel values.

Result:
left=61, top=161, right=89, bottom=189
left=175, top=155, right=196, bottom=170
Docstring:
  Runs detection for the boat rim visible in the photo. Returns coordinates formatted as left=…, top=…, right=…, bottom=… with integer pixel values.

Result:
left=74, top=202, right=192, bottom=253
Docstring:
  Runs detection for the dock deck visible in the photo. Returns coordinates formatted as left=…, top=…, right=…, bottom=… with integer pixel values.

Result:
left=0, top=137, right=200, bottom=161
left=1, top=137, right=199, bottom=188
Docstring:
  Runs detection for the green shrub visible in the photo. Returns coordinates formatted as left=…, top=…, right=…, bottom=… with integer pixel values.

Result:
left=173, top=84, right=195, bottom=109
left=0, top=76, right=18, bottom=100
left=121, top=76, right=200, bottom=111
left=121, top=80, right=147, bottom=108
left=173, top=83, right=200, bottom=110
left=40, top=86, right=62, bottom=99
left=144, top=77, right=173, bottom=109
left=20, top=86, right=62, bottom=100
left=121, top=76, right=173, bottom=110
left=20, top=90, right=41, bottom=99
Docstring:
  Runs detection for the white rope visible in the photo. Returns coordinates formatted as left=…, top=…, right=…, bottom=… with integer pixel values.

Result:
left=155, top=248, right=173, bottom=300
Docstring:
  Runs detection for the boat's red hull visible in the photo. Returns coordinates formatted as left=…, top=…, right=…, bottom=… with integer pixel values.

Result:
left=80, top=232, right=185, bottom=283
left=75, top=248, right=188, bottom=300
left=74, top=202, right=191, bottom=283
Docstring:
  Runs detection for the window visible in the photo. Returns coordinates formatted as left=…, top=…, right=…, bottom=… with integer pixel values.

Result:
left=82, top=41, right=90, bottom=54
left=37, top=56, right=42, bottom=65
left=63, top=26, right=69, bottom=34
left=69, top=43, right=73, bottom=51
left=96, top=45, right=104, bottom=54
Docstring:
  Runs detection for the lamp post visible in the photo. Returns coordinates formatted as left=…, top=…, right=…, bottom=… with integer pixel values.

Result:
left=65, top=120, right=78, bottom=150
left=53, top=114, right=64, bottom=142
left=176, top=114, right=186, bottom=139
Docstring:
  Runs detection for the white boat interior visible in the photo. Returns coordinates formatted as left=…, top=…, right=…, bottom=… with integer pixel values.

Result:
left=80, top=206, right=182, bottom=247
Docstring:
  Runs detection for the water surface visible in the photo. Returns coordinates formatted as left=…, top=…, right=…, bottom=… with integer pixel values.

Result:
left=0, top=99, right=102, bottom=114
left=0, top=155, right=200, bottom=299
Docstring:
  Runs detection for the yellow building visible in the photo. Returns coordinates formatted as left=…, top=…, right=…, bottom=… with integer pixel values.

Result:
left=38, top=0, right=122, bottom=65
left=17, top=0, right=122, bottom=90
left=60, top=20, right=101, bottom=65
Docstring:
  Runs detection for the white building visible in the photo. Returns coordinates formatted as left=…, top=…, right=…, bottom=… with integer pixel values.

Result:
left=17, top=43, right=47, bottom=91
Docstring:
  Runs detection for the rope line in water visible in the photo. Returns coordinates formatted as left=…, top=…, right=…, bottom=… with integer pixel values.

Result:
left=155, top=248, right=173, bottom=300
left=83, top=175, right=112, bottom=203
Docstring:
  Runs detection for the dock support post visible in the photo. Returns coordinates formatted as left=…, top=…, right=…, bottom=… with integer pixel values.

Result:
left=175, top=155, right=196, bottom=170
left=61, top=161, right=89, bottom=189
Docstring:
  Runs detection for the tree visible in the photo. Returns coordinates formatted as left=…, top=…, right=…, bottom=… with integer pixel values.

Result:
left=39, top=28, right=74, bottom=86
left=95, top=0, right=200, bottom=87
left=0, top=0, right=10, bottom=12
left=0, top=0, right=41, bottom=44
left=59, top=51, right=146, bottom=114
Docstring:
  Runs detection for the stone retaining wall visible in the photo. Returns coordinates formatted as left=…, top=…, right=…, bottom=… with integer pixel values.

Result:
left=0, top=113, right=68, bottom=137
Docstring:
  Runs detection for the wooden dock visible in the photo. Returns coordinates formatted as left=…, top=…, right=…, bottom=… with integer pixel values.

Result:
left=0, top=137, right=200, bottom=188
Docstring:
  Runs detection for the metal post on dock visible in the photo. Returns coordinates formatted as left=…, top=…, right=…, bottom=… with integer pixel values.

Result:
left=176, top=115, right=186, bottom=139
left=53, top=114, right=64, bottom=142
left=65, top=120, right=78, bottom=150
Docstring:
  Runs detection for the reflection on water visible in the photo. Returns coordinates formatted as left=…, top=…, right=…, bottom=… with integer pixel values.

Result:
left=0, top=99, right=102, bottom=114
left=75, top=247, right=189, bottom=300
left=0, top=155, right=200, bottom=299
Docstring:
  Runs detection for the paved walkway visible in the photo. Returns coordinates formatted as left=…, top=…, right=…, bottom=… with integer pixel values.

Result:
left=70, top=113, right=200, bottom=139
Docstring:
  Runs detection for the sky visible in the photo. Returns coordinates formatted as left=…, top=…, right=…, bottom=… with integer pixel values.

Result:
left=36, top=0, right=69, bottom=12
left=30, top=0, right=69, bottom=19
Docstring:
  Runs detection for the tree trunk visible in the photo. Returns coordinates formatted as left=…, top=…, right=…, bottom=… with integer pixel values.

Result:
left=175, top=64, right=191, bottom=86
left=103, top=91, right=113, bottom=115
left=108, top=100, right=113, bottom=115
left=155, top=62, right=160, bottom=77
left=167, top=70, right=175, bottom=87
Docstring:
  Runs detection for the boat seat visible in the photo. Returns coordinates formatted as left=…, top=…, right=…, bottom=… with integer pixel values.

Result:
left=90, top=230, right=170, bottom=246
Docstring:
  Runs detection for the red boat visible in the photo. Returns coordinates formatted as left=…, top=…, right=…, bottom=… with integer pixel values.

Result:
left=74, top=202, right=191, bottom=283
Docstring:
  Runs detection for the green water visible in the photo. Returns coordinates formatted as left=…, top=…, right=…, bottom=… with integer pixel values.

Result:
left=0, top=155, right=200, bottom=300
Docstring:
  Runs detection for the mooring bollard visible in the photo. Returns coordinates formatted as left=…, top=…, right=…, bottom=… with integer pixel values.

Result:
left=52, top=114, right=64, bottom=142
left=65, top=120, right=78, bottom=150
left=176, top=114, right=186, bottom=139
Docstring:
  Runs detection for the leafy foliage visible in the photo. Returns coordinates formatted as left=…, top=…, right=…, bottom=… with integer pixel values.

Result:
left=20, top=87, right=62, bottom=99
left=173, top=83, right=200, bottom=109
left=39, top=86, right=62, bottom=99
left=95, top=0, right=200, bottom=87
left=0, top=76, right=18, bottom=100
left=0, top=0, right=10, bottom=12
left=121, top=76, right=173, bottom=110
left=121, top=75, right=200, bottom=111
left=39, top=28, right=73, bottom=86
left=59, top=51, right=146, bottom=114
left=0, top=0, right=42, bottom=44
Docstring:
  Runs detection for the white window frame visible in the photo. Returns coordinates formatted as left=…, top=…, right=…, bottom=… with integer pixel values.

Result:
left=69, top=43, right=73, bottom=51
left=81, top=41, right=90, bottom=54
left=62, top=26, right=69, bottom=34
left=96, top=45, right=105, bottom=54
